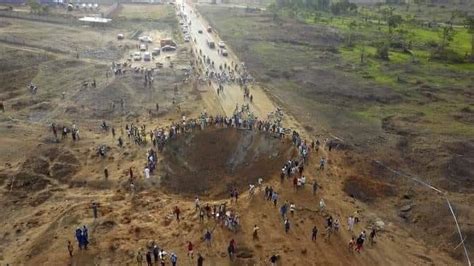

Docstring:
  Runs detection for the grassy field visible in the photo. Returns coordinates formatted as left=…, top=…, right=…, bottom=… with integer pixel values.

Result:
left=117, top=4, right=175, bottom=20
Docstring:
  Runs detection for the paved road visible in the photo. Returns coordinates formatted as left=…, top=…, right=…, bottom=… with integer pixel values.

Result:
left=175, top=0, right=278, bottom=119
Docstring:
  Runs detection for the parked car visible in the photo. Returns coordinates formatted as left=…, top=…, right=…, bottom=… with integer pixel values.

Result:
left=143, top=52, right=151, bottom=61
left=139, top=44, right=147, bottom=51
left=162, top=45, right=177, bottom=52
left=218, top=41, right=225, bottom=48
left=139, top=36, right=153, bottom=43
left=207, top=40, right=215, bottom=49
left=198, top=29, right=203, bottom=34
left=222, top=49, right=228, bottom=56
left=133, top=52, right=141, bottom=61
left=152, top=48, right=161, bottom=56
left=184, top=37, right=190, bottom=42
left=117, top=33, right=124, bottom=40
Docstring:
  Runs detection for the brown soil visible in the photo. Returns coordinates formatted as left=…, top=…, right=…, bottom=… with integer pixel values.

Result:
left=161, top=128, right=295, bottom=197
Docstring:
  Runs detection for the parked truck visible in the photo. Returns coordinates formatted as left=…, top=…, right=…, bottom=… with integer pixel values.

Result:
left=160, top=38, right=177, bottom=48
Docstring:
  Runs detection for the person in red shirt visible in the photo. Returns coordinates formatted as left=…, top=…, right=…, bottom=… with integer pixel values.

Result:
left=187, top=241, right=194, bottom=259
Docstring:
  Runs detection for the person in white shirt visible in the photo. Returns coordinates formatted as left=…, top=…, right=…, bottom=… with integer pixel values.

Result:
left=144, top=167, right=150, bottom=179
left=348, top=216, right=355, bottom=231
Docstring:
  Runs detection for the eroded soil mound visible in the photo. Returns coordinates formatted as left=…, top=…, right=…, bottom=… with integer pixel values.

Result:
left=161, top=128, right=295, bottom=197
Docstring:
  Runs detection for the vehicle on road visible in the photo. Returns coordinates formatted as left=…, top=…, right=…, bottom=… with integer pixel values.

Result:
left=222, top=49, right=228, bottom=56
left=133, top=52, right=141, bottom=61
left=218, top=41, right=225, bottom=48
left=207, top=40, right=215, bottom=49
left=198, top=29, right=203, bottom=34
left=207, top=27, right=212, bottom=33
left=143, top=52, right=151, bottom=61
left=117, top=33, right=124, bottom=40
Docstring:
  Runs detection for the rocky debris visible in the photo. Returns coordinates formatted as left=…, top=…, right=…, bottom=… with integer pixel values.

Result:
left=400, top=204, right=413, bottom=212
left=236, top=247, right=254, bottom=259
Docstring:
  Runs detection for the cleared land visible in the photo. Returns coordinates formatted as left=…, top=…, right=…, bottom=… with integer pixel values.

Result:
left=198, top=3, right=474, bottom=262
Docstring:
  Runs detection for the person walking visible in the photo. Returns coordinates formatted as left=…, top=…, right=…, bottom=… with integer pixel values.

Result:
left=284, top=219, right=290, bottom=233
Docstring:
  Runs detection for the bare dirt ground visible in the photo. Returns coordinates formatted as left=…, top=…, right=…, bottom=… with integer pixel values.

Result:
left=0, top=2, right=471, bottom=266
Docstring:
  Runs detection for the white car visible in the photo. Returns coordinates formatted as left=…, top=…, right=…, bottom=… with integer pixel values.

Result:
left=218, top=41, right=225, bottom=48
left=139, top=44, right=147, bottom=51
left=222, top=49, right=228, bottom=56
left=143, top=52, right=151, bottom=61
left=133, top=52, right=141, bottom=61
left=139, top=36, right=153, bottom=43
left=184, top=36, right=190, bottom=42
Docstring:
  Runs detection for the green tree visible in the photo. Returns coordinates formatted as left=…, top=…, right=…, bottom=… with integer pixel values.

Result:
left=387, top=14, right=403, bottom=33
left=347, top=20, right=357, bottom=47
left=376, top=42, right=390, bottom=60
left=464, top=16, right=474, bottom=59
left=27, top=0, right=41, bottom=14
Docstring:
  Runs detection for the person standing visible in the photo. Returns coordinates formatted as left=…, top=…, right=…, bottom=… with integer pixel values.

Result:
left=170, top=253, right=178, bottom=266
left=252, top=225, right=259, bottom=240
left=197, top=253, right=204, bottom=266
left=144, top=167, right=150, bottom=179
left=348, top=216, right=355, bottom=232
left=313, top=180, right=318, bottom=195
left=270, top=254, right=278, bottom=266
left=75, top=228, right=83, bottom=250
left=129, top=167, right=134, bottom=181
left=104, top=168, right=109, bottom=179
left=174, top=206, right=181, bottom=222
left=145, top=251, right=152, bottom=266
left=319, top=158, right=325, bottom=170
left=369, top=228, right=377, bottom=245
left=319, top=198, right=326, bottom=212
left=67, top=240, right=74, bottom=257
left=187, top=241, right=194, bottom=259
left=137, top=250, right=144, bottom=266
left=312, top=226, right=318, bottom=241
left=195, top=196, right=200, bottom=210
left=227, top=241, right=235, bottom=260
left=92, top=202, right=98, bottom=219
left=204, top=230, right=212, bottom=246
